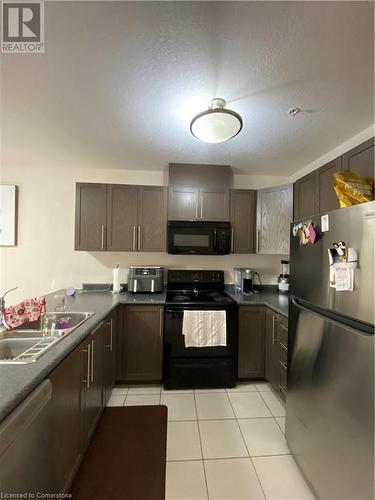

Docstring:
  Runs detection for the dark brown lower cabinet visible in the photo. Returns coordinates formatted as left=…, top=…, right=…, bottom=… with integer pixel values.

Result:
left=122, top=305, right=163, bottom=382
left=49, top=346, right=82, bottom=493
left=238, top=306, right=265, bottom=379
left=265, top=308, right=288, bottom=401
left=5, top=311, right=119, bottom=494
left=103, top=314, right=117, bottom=405
left=115, top=307, right=124, bottom=380
left=278, top=315, right=288, bottom=401
left=80, top=322, right=105, bottom=446
left=265, top=308, right=279, bottom=392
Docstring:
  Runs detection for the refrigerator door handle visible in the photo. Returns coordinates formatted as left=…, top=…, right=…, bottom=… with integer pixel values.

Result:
left=291, top=296, right=374, bottom=336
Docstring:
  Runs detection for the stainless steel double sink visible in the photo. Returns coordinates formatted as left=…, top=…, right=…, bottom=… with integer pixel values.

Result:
left=0, top=312, right=94, bottom=364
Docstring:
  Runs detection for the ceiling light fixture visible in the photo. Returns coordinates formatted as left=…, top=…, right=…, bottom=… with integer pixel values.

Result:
left=190, top=98, right=243, bottom=143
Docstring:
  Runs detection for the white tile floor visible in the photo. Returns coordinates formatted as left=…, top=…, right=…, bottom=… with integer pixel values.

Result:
left=107, top=382, right=315, bottom=500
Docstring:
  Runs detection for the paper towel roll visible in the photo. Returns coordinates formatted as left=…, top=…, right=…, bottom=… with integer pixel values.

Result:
left=113, top=266, right=121, bottom=293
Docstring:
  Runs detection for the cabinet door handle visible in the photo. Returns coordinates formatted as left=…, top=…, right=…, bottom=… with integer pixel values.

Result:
left=101, top=225, right=106, bottom=250
left=272, top=316, right=277, bottom=344
left=195, top=194, right=199, bottom=220
left=257, top=229, right=260, bottom=253
left=231, top=228, right=234, bottom=253
left=86, top=344, right=90, bottom=389
left=213, top=229, right=217, bottom=249
left=132, top=226, right=136, bottom=251
left=138, top=226, right=141, bottom=251
left=159, top=308, right=163, bottom=337
left=200, top=192, right=203, bottom=219
left=105, top=319, right=113, bottom=351
left=91, top=339, right=94, bottom=383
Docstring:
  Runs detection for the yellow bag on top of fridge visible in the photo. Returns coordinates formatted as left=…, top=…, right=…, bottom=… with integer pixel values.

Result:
left=333, top=171, right=374, bottom=208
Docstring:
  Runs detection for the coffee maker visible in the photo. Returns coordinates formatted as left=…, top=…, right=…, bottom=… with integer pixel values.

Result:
left=234, top=268, right=261, bottom=295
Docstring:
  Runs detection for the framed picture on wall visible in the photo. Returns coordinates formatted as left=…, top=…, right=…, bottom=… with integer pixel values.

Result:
left=0, top=185, right=18, bottom=246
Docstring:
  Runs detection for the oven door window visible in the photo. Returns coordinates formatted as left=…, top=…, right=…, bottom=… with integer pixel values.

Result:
left=169, top=228, right=214, bottom=254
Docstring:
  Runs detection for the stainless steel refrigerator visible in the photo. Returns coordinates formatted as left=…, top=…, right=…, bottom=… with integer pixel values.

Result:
left=287, top=201, right=374, bottom=500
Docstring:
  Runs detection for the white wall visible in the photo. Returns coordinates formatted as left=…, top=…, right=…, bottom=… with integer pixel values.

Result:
left=0, top=165, right=288, bottom=303
left=289, top=124, right=375, bottom=182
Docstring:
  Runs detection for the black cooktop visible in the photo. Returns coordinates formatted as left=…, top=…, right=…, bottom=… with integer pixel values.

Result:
left=166, top=290, right=235, bottom=305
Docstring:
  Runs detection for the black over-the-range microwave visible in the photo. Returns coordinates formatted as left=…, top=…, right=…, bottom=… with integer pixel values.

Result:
left=167, top=221, right=231, bottom=255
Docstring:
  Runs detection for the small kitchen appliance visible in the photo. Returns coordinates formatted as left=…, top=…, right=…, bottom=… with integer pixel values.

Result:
left=164, top=270, right=238, bottom=389
left=235, top=268, right=261, bottom=295
left=127, top=266, right=164, bottom=293
left=277, top=260, right=290, bottom=293
left=167, top=221, right=231, bottom=255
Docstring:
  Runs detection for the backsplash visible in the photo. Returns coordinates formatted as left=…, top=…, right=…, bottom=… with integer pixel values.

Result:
left=90, top=252, right=287, bottom=287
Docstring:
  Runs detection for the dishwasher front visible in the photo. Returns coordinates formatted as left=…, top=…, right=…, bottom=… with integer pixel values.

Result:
left=0, top=379, right=53, bottom=495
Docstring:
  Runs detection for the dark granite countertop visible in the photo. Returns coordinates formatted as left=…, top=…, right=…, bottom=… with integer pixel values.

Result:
left=225, top=285, right=289, bottom=318
left=0, top=286, right=287, bottom=423
left=0, top=289, right=166, bottom=423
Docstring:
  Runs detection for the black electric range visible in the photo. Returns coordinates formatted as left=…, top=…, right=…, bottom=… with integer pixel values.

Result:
left=163, top=270, right=238, bottom=390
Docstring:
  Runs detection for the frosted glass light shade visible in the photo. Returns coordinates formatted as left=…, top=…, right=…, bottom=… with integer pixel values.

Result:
left=190, top=99, right=242, bottom=143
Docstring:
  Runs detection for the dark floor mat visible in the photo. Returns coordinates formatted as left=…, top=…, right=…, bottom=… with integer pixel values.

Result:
left=70, top=405, right=168, bottom=500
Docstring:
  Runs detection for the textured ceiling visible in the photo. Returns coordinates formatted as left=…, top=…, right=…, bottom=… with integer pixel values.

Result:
left=1, top=1, right=374, bottom=175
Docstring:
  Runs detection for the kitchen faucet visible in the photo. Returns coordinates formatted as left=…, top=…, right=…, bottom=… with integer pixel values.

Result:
left=0, top=287, right=18, bottom=316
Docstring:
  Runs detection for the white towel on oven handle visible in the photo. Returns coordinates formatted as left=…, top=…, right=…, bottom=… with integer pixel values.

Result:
left=182, top=310, right=227, bottom=347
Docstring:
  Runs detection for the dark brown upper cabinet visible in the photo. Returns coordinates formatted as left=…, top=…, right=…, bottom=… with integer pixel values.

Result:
left=293, top=138, right=374, bottom=220
left=75, top=183, right=167, bottom=252
left=168, top=163, right=232, bottom=221
left=107, top=184, right=138, bottom=251
left=168, top=187, right=229, bottom=221
left=167, top=187, right=200, bottom=220
left=138, top=186, right=168, bottom=252
left=75, top=183, right=107, bottom=251
left=316, top=157, right=343, bottom=214
left=293, top=171, right=317, bottom=220
left=343, top=137, right=374, bottom=177
left=200, top=187, right=230, bottom=221
left=230, top=189, right=256, bottom=253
